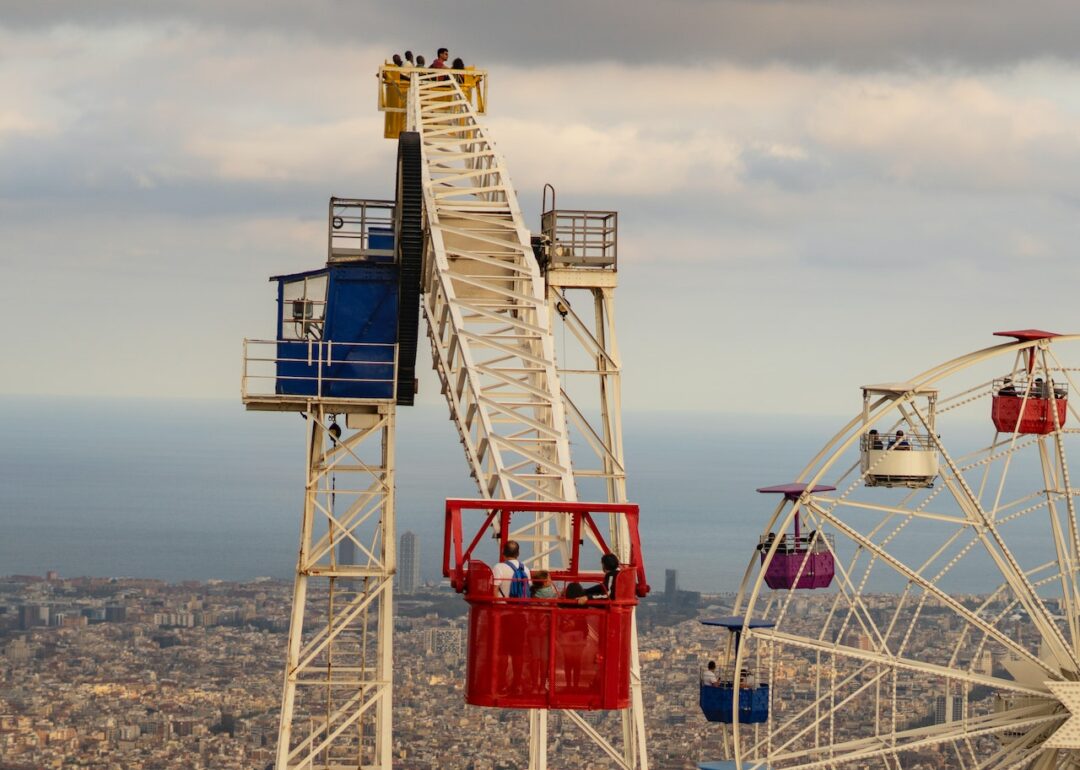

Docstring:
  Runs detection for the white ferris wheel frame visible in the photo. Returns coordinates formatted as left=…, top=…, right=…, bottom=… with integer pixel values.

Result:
left=724, top=333, right=1080, bottom=770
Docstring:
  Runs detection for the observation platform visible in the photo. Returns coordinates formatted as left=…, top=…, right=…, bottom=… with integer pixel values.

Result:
left=242, top=198, right=421, bottom=412
left=378, top=63, right=487, bottom=139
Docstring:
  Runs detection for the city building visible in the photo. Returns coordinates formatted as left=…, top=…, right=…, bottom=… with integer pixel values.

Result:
left=664, top=570, right=678, bottom=602
left=399, top=531, right=420, bottom=595
left=934, top=693, right=965, bottom=724
left=17, top=604, right=48, bottom=630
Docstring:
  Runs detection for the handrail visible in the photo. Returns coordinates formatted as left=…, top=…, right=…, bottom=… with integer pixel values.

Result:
left=992, top=376, right=1068, bottom=399
left=241, top=338, right=398, bottom=402
left=859, top=432, right=936, bottom=452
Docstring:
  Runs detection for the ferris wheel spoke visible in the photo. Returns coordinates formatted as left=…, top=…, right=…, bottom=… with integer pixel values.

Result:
left=1040, top=352, right=1080, bottom=637
left=973, top=722, right=1056, bottom=770
left=918, top=416, right=1078, bottom=673
left=757, top=628, right=1051, bottom=698
left=797, top=510, right=891, bottom=650
left=807, top=501, right=1055, bottom=675
left=815, top=496, right=968, bottom=525
left=1035, top=437, right=1080, bottom=654
left=746, top=658, right=887, bottom=760
left=766, top=706, right=1061, bottom=770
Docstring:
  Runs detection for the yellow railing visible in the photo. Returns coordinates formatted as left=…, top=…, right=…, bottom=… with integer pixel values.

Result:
left=377, top=64, right=487, bottom=139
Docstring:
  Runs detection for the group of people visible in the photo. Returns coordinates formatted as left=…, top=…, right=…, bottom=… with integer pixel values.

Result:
left=867, top=428, right=911, bottom=450
left=493, top=540, right=619, bottom=695
left=757, top=530, right=821, bottom=554
left=493, top=540, right=620, bottom=602
left=390, top=48, right=466, bottom=71
left=998, top=376, right=1065, bottom=400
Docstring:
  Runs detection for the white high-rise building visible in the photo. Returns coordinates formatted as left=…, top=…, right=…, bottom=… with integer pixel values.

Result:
left=399, top=531, right=420, bottom=595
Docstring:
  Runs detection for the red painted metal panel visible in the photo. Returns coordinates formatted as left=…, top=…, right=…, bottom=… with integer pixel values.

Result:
left=993, top=329, right=1060, bottom=342
left=444, top=499, right=648, bottom=710
left=991, top=395, right=1068, bottom=435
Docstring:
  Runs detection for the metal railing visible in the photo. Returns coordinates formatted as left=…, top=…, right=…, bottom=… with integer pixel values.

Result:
left=757, top=532, right=834, bottom=554
left=859, top=432, right=935, bottom=452
left=242, top=339, right=398, bottom=402
left=377, top=64, right=488, bottom=117
left=540, top=209, right=618, bottom=270
left=328, top=198, right=395, bottom=263
left=992, top=377, right=1067, bottom=400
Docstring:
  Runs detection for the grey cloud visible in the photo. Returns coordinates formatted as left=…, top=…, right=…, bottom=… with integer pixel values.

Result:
left=6, top=1, right=1080, bottom=70
left=740, top=147, right=830, bottom=193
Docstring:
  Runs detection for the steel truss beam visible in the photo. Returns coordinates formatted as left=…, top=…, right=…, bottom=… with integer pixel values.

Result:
left=406, top=70, right=647, bottom=770
left=276, top=404, right=395, bottom=770
left=549, top=281, right=648, bottom=770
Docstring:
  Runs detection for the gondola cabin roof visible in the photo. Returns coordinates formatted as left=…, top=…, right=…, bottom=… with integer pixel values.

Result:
left=701, top=616, right=776, bottom=631
left=756, top=483, right=836, bottom=500
left=994, top=329, right=1061, bottom=342
left=269, top=267, right=328, bottom=283
left=861, top=382, right=938, bottom=396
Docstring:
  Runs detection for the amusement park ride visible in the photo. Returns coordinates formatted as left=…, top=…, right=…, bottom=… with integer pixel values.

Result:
left=240, top=61, right=1080, bottom=770
left=701, top=329, right=1080, bottom=770
left=242, top=62, right=647, bottom=770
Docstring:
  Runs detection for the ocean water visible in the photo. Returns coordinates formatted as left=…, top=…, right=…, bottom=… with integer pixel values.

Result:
left=0, top=397, right=844, bottom=592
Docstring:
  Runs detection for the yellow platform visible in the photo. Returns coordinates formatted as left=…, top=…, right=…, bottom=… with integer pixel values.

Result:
left=377, top=64, right=487, bottom=139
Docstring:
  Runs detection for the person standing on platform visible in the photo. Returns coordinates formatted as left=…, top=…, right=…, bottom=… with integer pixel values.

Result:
left=493, top=540, right=530, bottom=598
left=492, top=540, right=530, bottom=695
left=431, top=47, right=450, bottom=68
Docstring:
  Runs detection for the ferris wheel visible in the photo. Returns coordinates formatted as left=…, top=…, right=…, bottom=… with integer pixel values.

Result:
left=704, top=330, right=1080, bottom=770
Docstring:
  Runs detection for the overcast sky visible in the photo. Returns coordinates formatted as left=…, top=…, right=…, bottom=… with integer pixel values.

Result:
left=5, top=1, right=1080, bottom=416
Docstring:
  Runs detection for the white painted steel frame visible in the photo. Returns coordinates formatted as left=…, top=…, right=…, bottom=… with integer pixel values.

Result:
left=409, top=71, right=575, bottom=507
left=548, top=280, right=649, bottom=770
left=274, top=404, right=395, bottom=770
left=406, top=70, right=646, bottom=770
left=724, top=335, right=1080, bottom=770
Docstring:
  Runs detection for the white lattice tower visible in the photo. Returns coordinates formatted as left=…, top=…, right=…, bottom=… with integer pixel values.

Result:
left=273, top=404, right=396, bottom=770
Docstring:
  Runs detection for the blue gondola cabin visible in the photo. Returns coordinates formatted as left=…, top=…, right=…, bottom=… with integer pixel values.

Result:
left=699, top=617, right=773, bottom=724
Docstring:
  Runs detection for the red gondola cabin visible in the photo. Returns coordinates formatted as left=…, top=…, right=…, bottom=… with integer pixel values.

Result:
left=443, top=499, right=649, bottom=710
left=991, top=329, right=1068, bottom=435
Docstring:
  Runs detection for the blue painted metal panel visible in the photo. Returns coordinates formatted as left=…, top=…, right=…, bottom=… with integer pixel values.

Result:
left=369, top=227, right=395, bottom=260
left=273, top=263, right=398, bottom=400
left=700, top=684, right=769, bottom=724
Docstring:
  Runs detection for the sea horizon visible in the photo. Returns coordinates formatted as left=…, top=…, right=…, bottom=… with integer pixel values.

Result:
left=1, top=394, right=994, bottom=594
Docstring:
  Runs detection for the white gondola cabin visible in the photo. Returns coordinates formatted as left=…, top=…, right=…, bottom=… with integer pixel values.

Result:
left=860, top=384, right=939, bottom=488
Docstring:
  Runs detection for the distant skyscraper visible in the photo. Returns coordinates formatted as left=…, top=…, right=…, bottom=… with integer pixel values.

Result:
left=399, top=531, right=420, bottom=595
left=338, top=537, right=356, bottom=568
left=18, top=604, right=48, bottom=630
left=934, top=693, right=964, bottom=724
left=664, top=569, right=678, bottom=602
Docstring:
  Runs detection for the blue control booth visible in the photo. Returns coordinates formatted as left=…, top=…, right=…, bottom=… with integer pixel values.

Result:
left=272, top=261, right=399, bottom=401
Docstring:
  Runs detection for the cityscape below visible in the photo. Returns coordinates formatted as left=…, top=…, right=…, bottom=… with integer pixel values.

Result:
left=0, top=569, right=979, bottom=770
